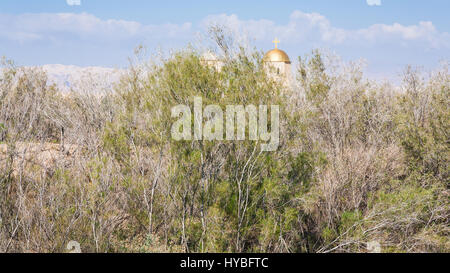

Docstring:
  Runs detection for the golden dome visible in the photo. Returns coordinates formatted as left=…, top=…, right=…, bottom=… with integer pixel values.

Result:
left=263, top=48, right=291, bottom=64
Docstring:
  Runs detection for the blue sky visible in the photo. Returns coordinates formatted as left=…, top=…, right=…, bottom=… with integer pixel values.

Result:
left=0, top=0, right=449, bottom=79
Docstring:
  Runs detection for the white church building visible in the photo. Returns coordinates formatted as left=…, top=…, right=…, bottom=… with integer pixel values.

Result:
left=263, top=38, right=293, bottom=85
left=201, top=38, right=293, bottom=86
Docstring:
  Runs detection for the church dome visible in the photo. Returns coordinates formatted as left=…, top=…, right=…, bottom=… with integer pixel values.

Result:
left=263, top=49, right=291, bottom=64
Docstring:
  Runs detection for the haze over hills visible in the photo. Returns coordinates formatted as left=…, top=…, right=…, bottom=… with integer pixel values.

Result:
left=39, top=64, right=125, bottom=92
left=36, top=63, right=403, bottom=91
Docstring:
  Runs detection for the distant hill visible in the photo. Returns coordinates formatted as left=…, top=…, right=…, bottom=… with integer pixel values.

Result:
left=41, top=64, right=125, bottom=93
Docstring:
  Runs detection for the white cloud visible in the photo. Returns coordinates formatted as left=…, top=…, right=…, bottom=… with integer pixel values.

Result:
left=0, top=12, right=192, bottom=43
left=367, top=0, right=381, bottom=6
left=1, top=11, right=447, bottom=51
left=66, top=0, right=81, bottom=6
left=202, top=11, right=449, bottom=49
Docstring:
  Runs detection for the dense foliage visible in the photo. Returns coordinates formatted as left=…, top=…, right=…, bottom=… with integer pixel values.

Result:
left=0, top=38, right=448, bottom=253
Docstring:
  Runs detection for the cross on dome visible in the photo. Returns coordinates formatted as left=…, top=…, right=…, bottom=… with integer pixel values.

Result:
left=272, top=38, right=280, bottom=49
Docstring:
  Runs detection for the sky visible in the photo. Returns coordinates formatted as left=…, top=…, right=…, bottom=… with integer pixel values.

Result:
left=0, top=0, right=449, bottom=80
